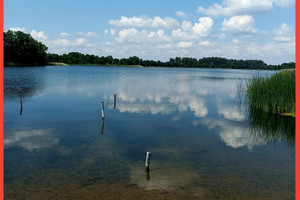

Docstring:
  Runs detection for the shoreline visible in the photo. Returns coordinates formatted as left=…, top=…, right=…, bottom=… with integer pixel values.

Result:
left=4, top=62, right=290, bottom=71
left=28, top=63, right=284, bottom=71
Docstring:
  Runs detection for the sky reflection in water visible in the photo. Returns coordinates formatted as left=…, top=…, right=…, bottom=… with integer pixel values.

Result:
left=4, top=66, right=294, bottom=200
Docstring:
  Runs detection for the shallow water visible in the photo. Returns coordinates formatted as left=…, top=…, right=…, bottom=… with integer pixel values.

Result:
left=4, top=66, right=295, bottom=200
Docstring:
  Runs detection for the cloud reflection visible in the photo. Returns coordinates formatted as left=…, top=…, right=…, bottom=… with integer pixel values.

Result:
left=217, top=106, right=245, bottom=121
left=171, top=96, right=208, bottom=117
left=195, top=118, right=265, bottom=150
left=12, top=68, right=248, bottom=118
left=4, top=129, right=59, bottom=151
left=117, top=103, right=175, bottom=114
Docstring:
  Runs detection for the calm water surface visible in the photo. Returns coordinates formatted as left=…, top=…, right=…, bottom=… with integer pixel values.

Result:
left=4, top=66, right=295, bottom=200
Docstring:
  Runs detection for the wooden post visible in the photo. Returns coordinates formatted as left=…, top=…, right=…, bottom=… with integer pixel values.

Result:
left=20, top=100, right=23, bottom=115
left=145, top=152, right=150, bottom=168
left=145, top=152, right=150, bottom=181
left=101, top=101, right=105, bottom=119
left=114, top=94, right=116, bottom=109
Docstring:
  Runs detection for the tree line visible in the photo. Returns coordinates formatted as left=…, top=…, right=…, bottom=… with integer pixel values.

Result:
left=47, top=52, right=294, bottom=70
left=4, top=30, right=295, bottom=70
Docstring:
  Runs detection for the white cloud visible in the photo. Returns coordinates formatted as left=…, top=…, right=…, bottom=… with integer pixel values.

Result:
left=53, top=38, right=72, bottom=46
left=222, top=15, right=257, bottom=33
left=105, top=28, right=116, bottom=35
left=177, top=41, right=193, bottom=48
left=83, top=30, right=294, bottom=65
left=199, top=41, right=213, bottom=46
left=218, top=33, right=226, bottom=39
left=171, top=17, right=213, bottom=40
left=116, top=28, right=170, bottom=43
left=9, top=27, right=26, bottom=32
left=117, top=28, right=141, bottom=42
left=53, top=13, right=293, bottom=65
left=272, top=0, right=294, bottom=7
left=156, top=43, right=174, bottom=49
left=232, top=39, right=240, bottom=44
left=110, top=28, right=116, bottom=35
left=197, top=0, right=293, bottom=17
left=273, top=23, right=294, bottom=42
left=176, top=11, right=187, bottom=18
left=76, top=37, right=87, bottom=44
left=192, top=17, right=214, bottom=36
left=181, top=20, right=192, bottom=31
left=78, top=32, right=97, bottom=37
left=52, top=37, right=87, bottom=46
left=109, top=16, right=179, bottom=28
left=30, top=30, right=48, bottom=40
left=60, top=32, right=68, bottom=36
left=246, top=41, right=294, bottom=58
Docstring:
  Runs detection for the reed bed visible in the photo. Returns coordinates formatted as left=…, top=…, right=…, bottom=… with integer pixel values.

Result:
left=246, top=69, right=295, bottom=115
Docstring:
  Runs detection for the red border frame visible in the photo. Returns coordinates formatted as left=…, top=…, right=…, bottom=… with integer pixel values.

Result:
left=0, top=1, right=298, bottom=200
left=296, top=0, right=299, bottom=198
left=0, top=0, right=3, bottom=198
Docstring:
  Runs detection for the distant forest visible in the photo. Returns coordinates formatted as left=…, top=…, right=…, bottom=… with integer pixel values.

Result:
left=4, top=30, right=295, bottom=70
left=47, top=52, right=295, bottom=70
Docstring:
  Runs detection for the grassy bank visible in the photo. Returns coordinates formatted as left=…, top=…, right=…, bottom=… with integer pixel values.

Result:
left=48, top=62, right=69, bottom=66
left=246, top=69, right=295, bottom=115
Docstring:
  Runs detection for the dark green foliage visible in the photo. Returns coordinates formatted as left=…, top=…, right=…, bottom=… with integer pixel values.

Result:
left=47, top=52, right=295, bottom=70
left=47, top=52, right=142, bottom=66
left=246, top=70, right=295, bottom=114
left=4, top=30, right=48, bottom=66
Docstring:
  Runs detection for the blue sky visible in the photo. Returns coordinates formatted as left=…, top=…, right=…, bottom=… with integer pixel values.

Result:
left=4, top=0, right=295, bottom=64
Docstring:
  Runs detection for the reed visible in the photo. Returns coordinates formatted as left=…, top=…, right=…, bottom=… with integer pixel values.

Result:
left=246, top=69, right=295, bottom=115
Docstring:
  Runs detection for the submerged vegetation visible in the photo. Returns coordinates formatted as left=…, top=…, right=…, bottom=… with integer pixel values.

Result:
left=249, top=108, right=295, bottom=147
left=245, top=70, right=295, bottom=115
left=4, top=31, right=295, bottom=69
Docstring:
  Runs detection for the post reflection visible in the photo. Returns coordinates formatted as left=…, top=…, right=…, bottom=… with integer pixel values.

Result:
left=101, top=118, right=104, bottom=135
left=20, top=100, right=23, bottom=115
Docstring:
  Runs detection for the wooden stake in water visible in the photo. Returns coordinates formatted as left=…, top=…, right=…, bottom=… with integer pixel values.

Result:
left=101, top=101, right=105, bottom=119
left=145, top=152, right=151, bottom=168
left=114, top=94, right=116, bottom=109
left=20, top=100, right=23, bottom=115
left=145, top=152, right=151, bottom=180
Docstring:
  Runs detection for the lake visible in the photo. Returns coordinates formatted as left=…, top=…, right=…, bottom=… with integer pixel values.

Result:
left=4, top=66, right=295, bottom=200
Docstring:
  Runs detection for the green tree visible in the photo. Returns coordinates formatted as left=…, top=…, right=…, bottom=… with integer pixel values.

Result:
left=4, top=30, right=48, bottom=66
